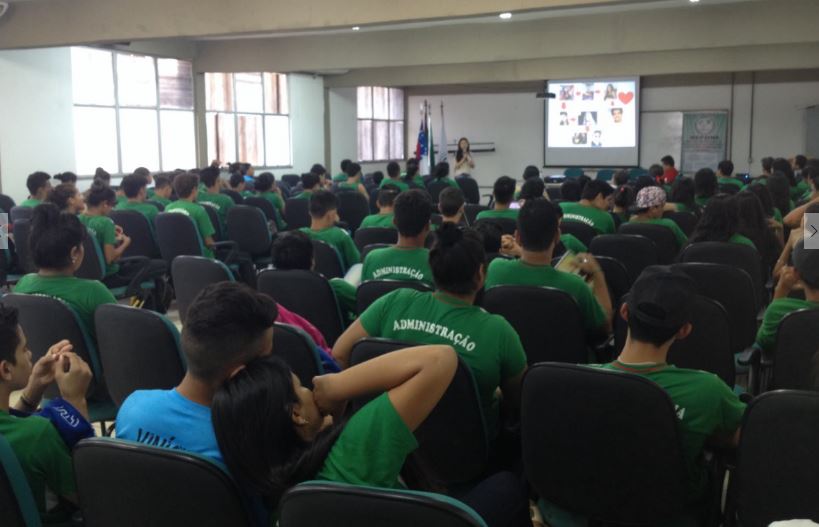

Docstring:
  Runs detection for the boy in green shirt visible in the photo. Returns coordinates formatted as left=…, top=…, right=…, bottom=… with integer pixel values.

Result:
left=559, top=180, right=616, bottom=234
left=438, top=186, right=465, bottom=225
left=253, top=172, right=287, bottom=230
left=337, top=162, right=370, bottom=202
left=80, top=184, right=131, bottom=276
left=489, top=198, right=612, bottom=334
left=165, top=173, right=217, bottom=259
left=294, top=171, right=321, bottom=200
left=628, top=186, right=688, bottom=249
left=361, top=189, right=434, bottom=287
left=379, top=161, right=410, bottom=193
left=717, top=160, right=744, bottom=191
left=300, top=190, right=361, bottom=271
left=476, top=175, right=519, bottom=221
left=150, top=174, right=174, bottom=207
left=197, top=166, right=234, bottom=233
left=115, top=173, right=159, bottom=225
left=19, top=171, right=52, bottom=208
left=332, top=159, right=352, bottom=183
left=359, top=187, right=399, bottom=230
left=404, top=157, right=425, bottom=189
left=756, top=239, right=819, bottom=354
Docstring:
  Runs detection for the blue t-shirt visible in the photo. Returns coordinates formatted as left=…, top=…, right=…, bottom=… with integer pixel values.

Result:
left=115, top=389, right=222, bottom=463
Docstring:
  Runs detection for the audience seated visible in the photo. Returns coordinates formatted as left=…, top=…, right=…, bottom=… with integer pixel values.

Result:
left=688, top=194, right=755, bottom=248
left=19, top=172, right=52, bottom=208
left=150, top=173, right=174, bottom=206
left=379, top=161, right=410, bottom=192
left=518, top=177, right=545, bottom=203
left=554, top=203, right=589, bottom=254
left=559, top=179, right=582, bottom=202
left=627, top=187, right=688, bottom=249
left=197, top=166, right=235, bottom=232
left=438, top=187, right=465, bottom=225
left=45, top=183, right=85, bottom=214
left=477, top=176, right=518, bottom=221
left=80, top=183, right=131, bottom=276
left=694, top=168, right=717, bottom=207
left=294, top=171, right=321, bottom=200
left=474, top=220, right=503, bottom=255
left=336, top=162, right=370, bottom=201
left=254, top=172, right=287, bottom=230
left=404, top=157, right=425, bottom=188
left=165, top=172, right=217, bottom=258
left=332, top=159, right=352, bottom=183
left=612, top=184, right=634, bottom=224
left=359, top=187, right=399, bottom=229
left=768, top=171, right=793, bottom=216
left=228, top=171, right=249, bottom=197
left=668, top=176, right=699, bottom=214
left=429, top=162, right=459, bottom=189
left=115, top=174, right=159, bottom=225
left=717, top=160, right=743, bottom=191
left=299, top=190, right=361, bottom=271
left=559, top=180, right=616, bottom=234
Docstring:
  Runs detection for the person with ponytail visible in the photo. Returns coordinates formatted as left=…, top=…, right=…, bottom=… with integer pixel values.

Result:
left=427, top=162, right=459, bottom=190
left=53, top=171, right=78, bottom=187
left=14, top=204, right=116, bottom=338
left=333, top=222, right=526, bottom=439
left=46, top=183, right=85, bottom=214
left=80, top=182, right=131, bottom=277
left=688, top=194, right=756, bottom=249
left=404, top=157, right=425, bottom=188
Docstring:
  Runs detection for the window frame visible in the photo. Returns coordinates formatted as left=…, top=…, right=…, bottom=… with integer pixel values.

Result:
left=357, top=86, right=405, bottom=163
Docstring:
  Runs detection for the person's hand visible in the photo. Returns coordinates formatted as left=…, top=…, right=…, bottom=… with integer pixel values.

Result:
left=55, top=352, right=93, bottom=402
left=500, top=235, right=522, bottom=257
left=570, top=253, right=603, bottom=277
left=114, top=225, right=124, bottom=236
left=118, top=234, right=131, bottom=249
left=311, top=374, right=345, bottom=417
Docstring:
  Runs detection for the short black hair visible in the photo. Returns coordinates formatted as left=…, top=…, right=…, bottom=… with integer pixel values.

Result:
left=694, top=168, right=717, bottom=198
left=429, top=224, right=485, bottom=295
left=310, top=163, right=326, bottom=176
left=30, top=203, right=86, bottom=270
left=761, top=157, right=774, bottom=173
left=560, top=180, right=582, bottom=202
left=377, top=186, right=400, bottom=208
left=371, top=171, right=384, bottom=186
left=301, top=172, right=320, bottom=190
left=340, top=159, right=352, bottom=172
left=309, top=190, right=337, bottom=218
left=46, top=184, right=78, bottom=212
left=154, top=173, right=171, bottom=190
left=229, top=172, right=245, bottom=189
left=255, top=172, right=275, bottom=193
left=182, top=282, right=278, bottom=382
left=26, top=172, right=51, bottom=195
left=438, top=187, right=465, bottom=217
left=345, top=163, right=361, bottom=179
left=517, top=198, right=559, bottom=251
left=121, top=174, right=149, bottom=198
left=613, top=170, right=630, bottom=186
left=393, top=189, right=432, bottom=237
left=173, top=173, right=200, bottom=199
left=0, top=305, right=21, bottom=365
left=522, top=165, right=540, bottom=180
left=473, top=221, right=502, bottom=254
left=648, top=164, right=664, bottom=180
left=86, top=181, right=117, bottom=207
left=492, top=176, right=516, bottom=205
left=272, top=231, right=313, bottom=270
left=200, top=166, right=221, bottom=188
left=795, top=155, right=808, bottom=170
left=53, top=172, right=78, bottom=185
left=661, top=155, right=675, bottom=167
left=581, top=180, right=614, bottom=201
left=387, top=162, right=401, bottom=178
left=718, top=160, right=734, bottom=177
left=519, top=178, right=545, bottom=201
left=133, top=167, right=151, bottom=178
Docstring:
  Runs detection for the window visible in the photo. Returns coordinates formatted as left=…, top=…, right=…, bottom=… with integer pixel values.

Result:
left=71, top=47, right=196, bottom=175
left=205, top=72, right=291, bottom=167
left=357, top=87, right=404, bottom=162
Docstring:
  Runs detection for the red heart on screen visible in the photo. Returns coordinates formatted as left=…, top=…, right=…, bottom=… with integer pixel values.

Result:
left=618, top=91, right=634, bottom=104
left=595, top=91, right=600, bottom=94
left=570, top=118, right=576, bottom=122
left=576, top=92, right=581, bottom=96
left=561, top=103, right=566, bottom=109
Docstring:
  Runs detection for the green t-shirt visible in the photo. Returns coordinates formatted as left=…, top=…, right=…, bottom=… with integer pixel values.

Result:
left=359, top=289, right=526, bottom=436
left=598, top=361, right=746, bottom=501
left=258, top=191, right=287, bottom=230
left=115, top=200, right=159, bottom=226
left=695, top=196, right=712, bottom=208
left=675, top=203, right=695, bottom=214
left=317, top=392, right=418, bottom=488
left=79, top=214, right=120, bottom=275
left=559, top=202, right=615, bottom=234
left=299, top=226, right=361, bottom=271
left=165, top=200, right=216, bottom=258
left=728, top=233, right=756, bottom=249
left=718, top=177, right=744, bottom=190
left=361, top=247, right=433, bottom=287
left=475, top=208, right=519, bottom=221
left=0, top=411, right=76, bottom=515
left=628, top=217, right=688, bottom=248
left=116, top=195, right=128, bottom=206
left=13, top=274, right=116, bottom=339
left=379, top=179, right=410, bottom=193
left=755, top=298, right=819, bottom=354
left=329, top=278, right=357, bottom=323
left=332, top=173, right=348, bottom=183
left=773, top=207, right=784, bottom=224
left=485, top=258, right=606, bottom=332
left=151, top=196, right=172, bottom=207
left=240, top=190, right=255, bottom=199
left=560, top=233, right=587, bottom=254
left=431, top=177, right=459, bottom=189
left=197, top=191, right=235, bottom=232
left=294, top=190, right=313, bottom=200
left=792, top=180, right=810, bottom=201
left=337, top=182, right=362, bottom=193
left=18, top=198, right=42, bottom=208
left=359, top=213, right=395, bottom=230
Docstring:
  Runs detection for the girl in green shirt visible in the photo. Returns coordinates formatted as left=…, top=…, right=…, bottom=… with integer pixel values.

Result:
left=46, top=183, right=85, bottom=214
left=428, top=162, right=459, bottom=190
left=688, top=194, right=756, bottom=249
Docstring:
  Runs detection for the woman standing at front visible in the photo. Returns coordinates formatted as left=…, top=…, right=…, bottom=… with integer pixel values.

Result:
left=454, top=137, right=475, bottom=177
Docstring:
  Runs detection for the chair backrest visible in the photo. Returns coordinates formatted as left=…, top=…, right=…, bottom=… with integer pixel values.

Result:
left=545, top=186, right=562, bottom=201
left=425, top=180, right=451, bottom=203
left=311, top=239, right=345, bottom=279
left=367, top=187, right=380, bottom=214
left=456, top=177, right=480, bottom=204
left=243, top=196, right=277, bottom=223
left=154, top=212, right=206, bottom=265
left=361, top=243, right=391, bottom=260
left=618, top=222, right=680, bottom=264
left=349, top=339, right=489, bottom=484
left=590, top=234, right=658, bottom=283
left=770, top=308, right=819, bottom=391
left=0, top=194, right=16, bottom=214
left=336, top=192, right=370, bottom=234
left=281, top=174, right=301, bottom=188
left=220, top=188, right=243, bottom=204
left=482, top=286, right=588, bottom=364
left=110, top=210, right=161, bottom=259
left=280, top=481, right=487, bottom=527
left=522, top=363, right=687, bottom=524
left=257, top=269, right=345, bottom=345
left=356, top=280, right=433, bottom=314
left=171, top=255, right=234, bottom=324
left=595, top=169, right=614, bottom=182
left=564, top=167, right=584, bottom=178
left=9, top=207, right=32, bottom=223
left=473, top=217, right=517, bottom=236
left=662, top=211, right=699, bottom=237
left=226, top=205, right=272, bottom=256
left=0, top=434, right=41, bottom=527
left=201, top=203, right=222, bottom=240
left=73, top=438, right=254, bottom=527
left=595, top=255, right=631, bottom=306
left=75, top=227, right=108, bottom=281
left=735, top=390, right=819, bottom=527
left=145, top=200, right=165, bottom=212
left=680, top=241, right=766, bottom=309
left=12, top=219, right=35, bottom=274
left=94, top=304, right=184, bottom=407
left=353, top=228, right=398, bottom=252
left=672, top=262, right=758, bottom=354
left=284, top=198, right=311, bottom=230
left=559, top=220, right=598, bottom=247
left=463, top=204, right=488, bottom=226
left=272, top=323, right=324, bottom=389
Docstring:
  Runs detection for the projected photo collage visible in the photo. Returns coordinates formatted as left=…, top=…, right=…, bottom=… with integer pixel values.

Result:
left=548, top=80, right=637, bottom=148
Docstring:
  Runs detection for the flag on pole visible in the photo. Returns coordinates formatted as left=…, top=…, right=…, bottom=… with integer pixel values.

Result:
left=429, top=104, right=435, bottom=170
left=414, top=101, right=428, bottom=165
left=438, top=101, right=448, bottom=166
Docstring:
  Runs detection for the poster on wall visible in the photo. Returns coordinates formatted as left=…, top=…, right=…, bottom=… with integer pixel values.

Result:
left=680, top=112, right=728, bottom=173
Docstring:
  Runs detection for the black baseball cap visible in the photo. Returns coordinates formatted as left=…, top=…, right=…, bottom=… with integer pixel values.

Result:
left=628, top=267, right=696, bottom=330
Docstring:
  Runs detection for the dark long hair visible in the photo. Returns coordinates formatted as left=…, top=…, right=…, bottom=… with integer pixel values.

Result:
left=455, top=137, right=470, bottom=162
left=736, top=192, right=781, bottom=272
left=669, top=177, right=697, bottom=213
left=211, top=357, right=343, bottom=507
left=768, top=172, right=792, bottom=215
left=404, top=158, right=420, bottom=184
left=429, top=223, right=485, bottom=295
left=432, top=162, right=450, bottom=181
left=30, top=203, right=85, bottom=270
left=745, top=184, right=775, bottom=218
left=689, top=194, right=740, bottom=244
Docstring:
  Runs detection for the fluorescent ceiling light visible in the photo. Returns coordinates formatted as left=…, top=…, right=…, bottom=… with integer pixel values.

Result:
left=499, top=12, right=512, bottom=19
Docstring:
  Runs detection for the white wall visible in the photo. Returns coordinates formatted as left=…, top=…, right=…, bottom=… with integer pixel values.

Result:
left=327, top=87, right=357, bottom=176
left=0, top=47, right=75, bottom=202
left=287, top=74, right=325, bottom=175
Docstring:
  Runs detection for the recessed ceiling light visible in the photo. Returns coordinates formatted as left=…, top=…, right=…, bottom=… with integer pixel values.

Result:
left=689, top=0, right=700, bottom=3
left=352, top=26, right=360, bottom=31
left=499, top=12, right=512, bottom=19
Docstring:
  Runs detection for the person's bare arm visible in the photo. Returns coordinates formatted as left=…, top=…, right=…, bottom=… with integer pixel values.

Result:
left=203, top=236, right=215, bottom=249
left=783, top=201, right=812, bottom=229
left=774, top=266, right=799, bottom=300
left=573, top=253, right=613, bottom=333
left=331, top=319, right=370, bottom=369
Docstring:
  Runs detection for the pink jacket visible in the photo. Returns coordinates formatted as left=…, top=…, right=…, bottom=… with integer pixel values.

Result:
left=276, top=304, right=332, bottom=356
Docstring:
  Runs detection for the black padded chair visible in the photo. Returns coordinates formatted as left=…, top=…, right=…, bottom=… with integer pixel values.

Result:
left=281, top=174, right=301, bottom=189
left=463, top=204, right=488, bottom=226
left=279, top=481, right=487, bottom=527
left=0, top=434, right=40, bottom=527
left=9, top=207, right=32, bottom=223
left=426, top=180, right=452, bottom=203
left=361, top=243, right=392, bottom=260
left=155, top=212, right=237, bottom=267
left=227, top=205, right=273, bottom=267
left=765, top=308, right=819, bottom=391
left=482, top=286, right=588, bottom=364
left=680, top=242, right=766, bottom=309
left=94, top=304, right=184, bottom=407
left=170, top=255, right=235, bottom=324
left=0, top=193, right=16, bottom=214
left=244, top=196, right=278, bottom=224
left=473, top=217, right=517, bottom=236
left=734, top=390, right=819, bottom=527
left=73, top=438, right=254, bottom=527
left=356, top=280, right=433, bottom=314
left=272, top=323, right=324, bottom=389
left=368, top=187, right=380, bottom=214
left=110, top=209, right=161, bottom=259
left=350, top=339, right=489, bottom=485
left=595, top=256, right=631, bottom=307
left=75, top=228, right=157, bottom=300
left=312, top=239, right=345, bottom=279
left=559, top=221, right=598, bottom=247
left=220, top=188, right=243, bottom=204
left=522, top=363, right=688, bottom=525
left=456, top=177, right=481, bottom=204
left=618, top=222, right=680, bottom=264
left=336, top=192, right=370, bottom=234
left=663, top=211, right=698, bottom=237
left=258, top=269, right=345, bottom=345
left=590, top=234, right=658, bottom=284
left=284, top=198, right=311, bottom=230
left=353, top=228, right=398, bottom=253
left=12, top=219, right=35, bottom=274
left=200, top=203, right=223, bottom=241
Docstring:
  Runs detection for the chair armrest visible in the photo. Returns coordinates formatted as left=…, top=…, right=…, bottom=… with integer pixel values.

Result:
left=736, top=347, right=759, bottom=367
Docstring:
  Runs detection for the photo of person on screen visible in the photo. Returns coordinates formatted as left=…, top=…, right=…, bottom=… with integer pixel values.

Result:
left=604, top=84, right=617, bottom=100
left=611, top=108, right=623, bottom=123
left=591, top=130, right=603, bottom=147
left=560, top=85, right=575, bottom=101
left=579, top=111, right=597, bottom=126
left=572, top=132, right=587, bottom=145
left=559, top=112, right=569, bottom=126
left=583, top=84, right=594, bottom=101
